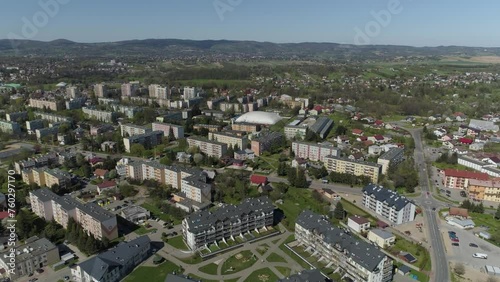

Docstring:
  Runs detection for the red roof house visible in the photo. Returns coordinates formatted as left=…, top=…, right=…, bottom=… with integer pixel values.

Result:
left=352, top=129, right=364, bottom=136
left=250, top=175, right=268, bottom=185
left=94, top=169, right=109, bottom=179
left=458, top=137, right=473, bottom=145
left=97, top=180, right=117, bottom=195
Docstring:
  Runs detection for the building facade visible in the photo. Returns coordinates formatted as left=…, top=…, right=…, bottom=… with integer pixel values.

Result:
left=0, top=119, right=21, bottom=134
left=377, top=147, right=404, bottom=175
left=362, top=184, right=416, bottom=225
left=251, top=132, right=284, bottom=157
left=152, top=122, right=184, bottom=139
left=467, top=179, right=500, bottom=202
left=324, top=156, right=381, bottom=183
left=82, top=107, right=117, bottom=123
left=28, top=98, right=63, bottom=111
left=123, top=131, right=164, bottom=152
left=291, top=141, right=339, bottom=162
left=441, top=169, right=489, bottom=189
left=120, top=123, right=151, bottom=137
left=187, top=136, right=228, bottom=158
left=208, top=132, right=248, bottom=150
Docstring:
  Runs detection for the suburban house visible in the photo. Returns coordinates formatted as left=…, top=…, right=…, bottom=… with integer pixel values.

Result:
left=347, top=215, right=371, bottom=233
left=250, top=174, right=268, bottom=186
left=368, top=229, right=396, bottom=248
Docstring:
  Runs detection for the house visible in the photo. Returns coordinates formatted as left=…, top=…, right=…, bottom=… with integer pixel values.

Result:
left=320, top=188, right=341, bottom=200
left=448, top=207, right=469, bottom=219
left=97, top=180, right=117, bottom=195
left=347, top=215, right=371, bottom=233
left=120, top=205, right=150, bottom=223
left=368, top=135, right=386, bottom=144
left=469, top=143, right=485, bottom=151
left=458, top=137, right=474, bottom=145
left=176, top=152, right=192, bottom=163
left=454, top=112, right=467, bottom=122
left=368, top=229, right=396, bottom=248
left=405, top=116, right=416, bottom=123
left=250, top=174, right=268, bottom=186
left=442, top=141, right=454, bottom=149
left=373, top=120, right=385, bottom=128
left=89, top=157, right=105, bottom=167
left=232, top=159, right=245, bottom=167
left=258, top=184, right=274, bottom=194
left=336, top=135, right=350, bottom=144
left=357, top=136, right=368, bottom=142
left=352, top=128, right=364, bottom=136
left=291, top=158, right=308, bottom=169
left=94, top=168, right=108, bottom=179
left=440, top=135, right=452, bottom=142
left=368, top=145, right=384, bottom=155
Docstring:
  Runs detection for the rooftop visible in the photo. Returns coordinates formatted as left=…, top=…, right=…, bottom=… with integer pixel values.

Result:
left=363, top=184, right=414, bottom=211
left=378, top=147, right=404, bottom=160
left=443, top=169, right=489, bottom=180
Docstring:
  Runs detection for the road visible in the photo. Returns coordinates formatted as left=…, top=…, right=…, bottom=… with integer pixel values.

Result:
left=409, top=128, right=449, bottom=282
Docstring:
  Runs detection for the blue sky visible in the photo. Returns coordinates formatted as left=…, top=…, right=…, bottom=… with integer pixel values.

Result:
left=2, top=0, right=499, bottom=47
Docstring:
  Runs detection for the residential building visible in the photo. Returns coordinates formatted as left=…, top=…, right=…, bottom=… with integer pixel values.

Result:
left=152, top=122, right=184, bottom=139
left=0, top=236, right=60, bottom=280
left=120, top=205, right=151, bottom=223
left=469, top=119, right=499, bottom=132
left=231, top=122, right=260, bottom=133
left=148, top=84, right=169, bottom=99
left=291, top=141, right=339, bottom=162
left=368, top=229, right=396, bottom=248
left=194, top=124, right=223, bottom=132
left=65, top=97, right=87, bottom=110
left=324, top=156, right=381, bottom=183
left=120, top=123, right=151, bottom=137
left=467, top=179, right=500, bottom=202
left=22, top=168, right=71, bottom=189
left=208, top=132, right=248, bottom=150
left=93, top=83, right=107, bottom=97
left=28, top=98, right=63, bottom=111
left=0, top=119, right=21, bottom=134
left=179, top=174, right=212, bottom=203
left=309, top=117, right=334, bottom=139
left=14, top=152, right=58, bottom=174
left=362, top=184, right=416, bottom=225
left=35, top=126, right=59, bottom=141
left=123, top=131, right=164, bottom=152
left=234, top=149, right=255, bottom=160
left=251, top=132, right=284, bottom=156
left=441, top=169, right=489, bottom=189
left=66, top=86, right=80, bottom=98
left=377, top=147, right=404, bottom=174
left=457, top=155, right=500, bottom=178
left=6, top=111, right=28, bottom=122
left=71, top=236, right=151, bottom=282
left=187, top=136, right=228, bottom=158
left=82, top=107, right=117, bottom=123
left=90, top=124, right=114, bottom=136
left=29, top=188, right=118, bottom=240
left=284, top=119, right=308, bottom=140
left=121, top=82, right=139, bottom=97
left=110, top=104, right=142, bottom=119
left=183, top=87, right=197, bottom=99
left=35, top=112, right=72, bottom=123
left=182, top=197, right=274, bottom=250
left=347, top=215, right=371, bottom=233
left=26, top=119, right=45, bottom=133
left=295, top=210, right=393, bottom=282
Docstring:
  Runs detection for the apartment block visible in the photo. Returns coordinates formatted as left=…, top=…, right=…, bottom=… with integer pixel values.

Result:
left=208, top=131, right=248, bottom=150
left=26, top=119, right=45, bottom=133
left=182, top=197, right=274, bottom=250
left=377, top=147, right=404, bottom=174
left=0, top=236, right=60, bottom=280
left=187, top=136, right=228, bottom=158
left=183, top=87, right=197, bottom=99
left=467, top=179, right=500, bottom=202
left=362, top=184, right=416, bottom=225
left=284, top=120, right=308, bottom=140
left=15, top=152, right=58, bottom=174
left=71, top=236, right=150, bottom=282
left=90, top=124, right=114, bottom=136
left=121, top=82, right=139, bottom=97
left=458, top=155, right=500, bottom=178
left=152, top=122, right=184, bottom=139
left=93, top=83, right=107, bottom=97
left=82, top=107, right=117, bottom=123
left=29, top=98, right=63, bottom=111
left=123, top=131, right=163, bottom=152
left=148, top=84, right=170, bottom=99
left=441, top=168, right=489, bottom=189
left=35, top=126, right=59, bottom=141
left=231, top=122, right=260, bottom=133
left=0, top=119, right=21, bottom=134
left=29, top=188, right=118, bottom=240
left=35, top=112, right=72, bottom=123
left=295, top=210, right=393, bottom=282
left=22, top=168, right=72, bottom=189
left=324, top=156, right=381, bottom=183
left=291, top=141, right=339, bottom=162
left=120, top=123, right=151, bottom=137
left=251, top=132, right=284, bottom=156
left=66, top=86, right=80, bottom=98
left=6, top=111, right=28, bottom=122
left=194, top=124, right=223, bottom=132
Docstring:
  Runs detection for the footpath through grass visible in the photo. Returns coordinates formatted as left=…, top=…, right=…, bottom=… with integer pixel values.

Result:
left=123, top=259, right=182, bottom=282
left=221, top=250, right=257, bottom=274
left=166, top=235, right=189, bottom=251
left=244, top=268, right=279, bottom=282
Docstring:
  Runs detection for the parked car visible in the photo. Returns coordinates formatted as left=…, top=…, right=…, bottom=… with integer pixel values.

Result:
left=448, top=231, right=456, bottom=235
left=452, top=242, right=460, bottom=246
left=472, top=253, right=488, bottom=259
left=451, top=237, right=460, bottom=242
left=64, top=276, right=70, bottom=281
left=469, top=243, right=479, bottom=248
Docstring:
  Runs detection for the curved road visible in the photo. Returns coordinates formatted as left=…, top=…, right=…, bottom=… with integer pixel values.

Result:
left=409, top=128, right=449, bottom=282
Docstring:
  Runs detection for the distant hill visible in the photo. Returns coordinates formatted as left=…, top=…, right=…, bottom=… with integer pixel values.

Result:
left=1, top=38, right=500, bottom=59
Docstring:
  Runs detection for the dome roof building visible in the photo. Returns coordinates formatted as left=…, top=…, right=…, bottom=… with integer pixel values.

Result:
left=234, top=111, right=282, bottom=125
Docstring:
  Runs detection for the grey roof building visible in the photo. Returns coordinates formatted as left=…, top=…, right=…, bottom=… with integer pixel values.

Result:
left=183, top=196, right=274, bottom=250
left=295, top=210, right=392, bottom=282
left=362, top=184, right=416, bottom=224
left=71, top=236, right=151, bottom=282
left=377, top=147, right=404, bottom=174
left=310, top=117, right=334, bottom=139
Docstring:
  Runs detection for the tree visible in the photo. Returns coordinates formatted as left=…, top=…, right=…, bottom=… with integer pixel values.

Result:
left=287, top=167, right=297, bottom=186
left=277, top=162, right=288, bottom=176
left=454, top=263, right=465, bottom=276
left=295, top=168, right=308, bottom=188
left=333, top=202, right=345, bottom=220
left=495, top=205, right=500, bottom=220
left=335, top=125, right=348, bottom=136
left=130, top=143, right=146, bottom=157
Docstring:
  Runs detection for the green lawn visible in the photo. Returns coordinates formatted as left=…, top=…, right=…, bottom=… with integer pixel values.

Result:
left=176, top=254, right=203, bottom=265
left=256, top=244, right=269, bottom=255
left=340, top=199, right=377, bottom=224
left=276, top=188, right=330, bottom=231
left=389, top=236, right=431, bottom=271
left=275, top=266, right=292, bottom=277
left=221, top=250, right=257, bottom=274
left=140, top=202, right=181, bottom=224
left=123, top=259, right=182, bottom=282
left=244, top=268, right=279, bottom=282
left=199, top=263, right=219, bottom=275
left=184, top=274, right=219, bottom=282
left=266, top=252, right=287, bottom=263
left=134, top=225, right=157, bottom=235
left=471, top=212, right=500, bottom=246
left=278, top=235, right=310, bottom=269
left=166, top=235, right=189, bottom=251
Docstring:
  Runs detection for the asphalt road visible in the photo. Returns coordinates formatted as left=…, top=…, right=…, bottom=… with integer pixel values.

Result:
left=410, top=128, right=449, bottom=282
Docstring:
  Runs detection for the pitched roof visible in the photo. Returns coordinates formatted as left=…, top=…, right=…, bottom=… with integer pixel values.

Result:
left=97, top=180, right=116, bottom=189
left=349, top=215, right=370, bottom=225
left=250, top=174, right=268, bottom=184
left=449, top=207, right=469, bottom=218
left=352, top=128, right=363, bottom=135
left=94, top=169, right=108, bottom=177
left=443, top=169, right=489, bottom=180
left=363, top=184, right=414, bottom=211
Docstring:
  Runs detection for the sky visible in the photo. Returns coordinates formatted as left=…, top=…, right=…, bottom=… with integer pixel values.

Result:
left=2, top=0, right=500, bottom=47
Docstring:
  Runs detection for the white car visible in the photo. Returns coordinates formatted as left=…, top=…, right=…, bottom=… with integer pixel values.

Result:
left=472, top=253, right=488, bottom=259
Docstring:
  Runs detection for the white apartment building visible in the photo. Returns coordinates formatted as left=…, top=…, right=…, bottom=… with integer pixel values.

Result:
left=324, top=156, right=381, bottom=184
left=362, top=184, right=416, bottom=225
left=82, top=107, right=117, bottom=122
left=291, top=141, right=339, bottom=162
left=120, top=123, right=151, bottom=137
left=0, top=119, right=21, bottom=134
left=295, top=210, right=393, bottom=282
left=151, top=122, right=184, bottom=139
left=183, top=87, right=196, bottom=99
left=148, top=84, right=169, bottom=99
left=208, top=132, right=248, bottom=150
left=187, top=136, right=228, bottom=158
left=93, top=83, right=107, bottom=97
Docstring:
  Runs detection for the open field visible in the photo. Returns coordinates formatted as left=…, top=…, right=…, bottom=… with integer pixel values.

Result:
left=441, top=56, right=500, bottom=64
left=123, top=259, right=181, bottom=282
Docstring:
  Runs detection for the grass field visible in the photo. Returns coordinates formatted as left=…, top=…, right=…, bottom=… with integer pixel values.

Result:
left=134, top=225, right=157, bottom=235
left=221, top=250, right=257, bottom=274
left=390, top=236, right=431, bottom=271
left=123, top=259, right=181, bottom=282
left=266, top=252, right=287, bottom=263
left=166, top=235, right=189, bottom=251
left=244, top=268, right=279, bottom=282
left=278, top=235, right=310, bottom=269
left=471, top=212, right=500, bottom=246
left=275, top=266, right=292, bottom=277
left=140, top=202, right=181, bottom=224
left=199, top=263, right=219, bottom=275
